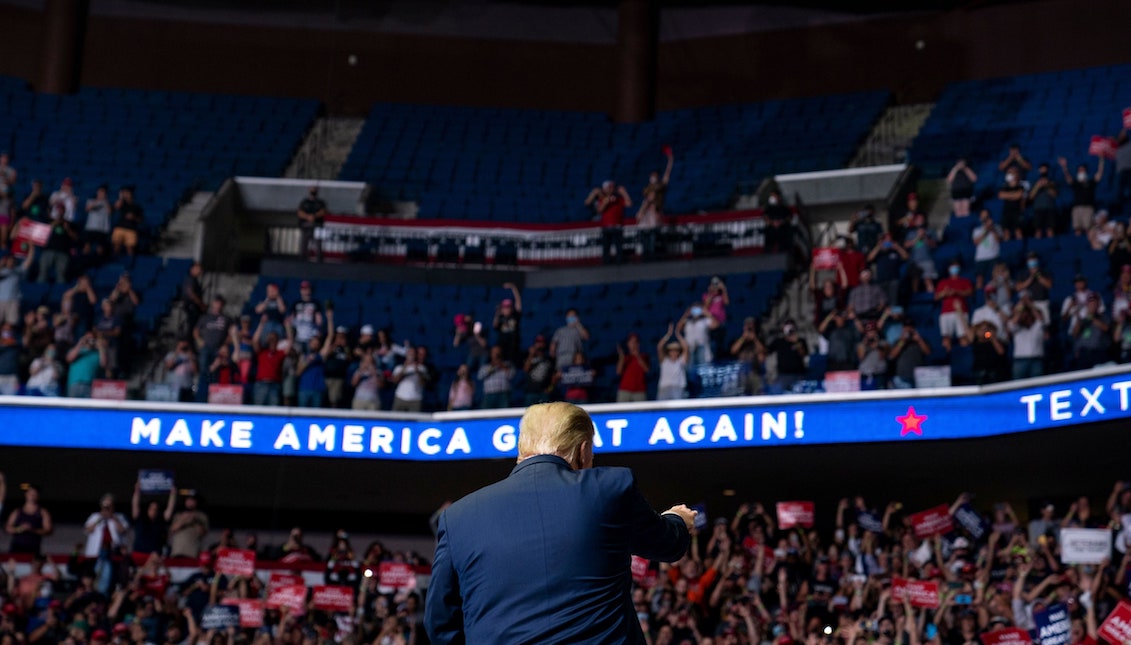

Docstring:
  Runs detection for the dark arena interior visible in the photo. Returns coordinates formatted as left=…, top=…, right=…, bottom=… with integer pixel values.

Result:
left=0, top=1, right=1130, bottom=644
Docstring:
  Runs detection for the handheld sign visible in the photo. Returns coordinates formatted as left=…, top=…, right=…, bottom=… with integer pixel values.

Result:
left=214, top=548, right=256, bottom=577
left=980, top=628, right=1033, bottom=645
left=311, top=585, right=354, bottom=613
left=266, top=584, right=307, bottom=613
left=200, top=605, right=241, bottom=630
left=377, top=562, right=416, bottom=592
left=1034, top=603, right=1070, bottom=645
left=1060, top=528, right=1112, bottom=564
left=777, top=501, right=815, bottom=529
left=892, top=577, right=940, bottom=608
left=1098, top=599, right=1131, bottom=645
left=909, top=504, right=954, bottom=539
left=137, top=470, right=174, bottom=494
left=221, top=599, right=265, bottom=628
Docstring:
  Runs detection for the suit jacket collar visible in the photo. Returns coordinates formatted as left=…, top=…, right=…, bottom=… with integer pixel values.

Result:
left=511, top=454, right=572, bottom=476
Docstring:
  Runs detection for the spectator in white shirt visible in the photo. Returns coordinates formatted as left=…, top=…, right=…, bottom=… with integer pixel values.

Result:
left=971, top=209, right=1002, bottom=290
left=1061, top=274, right=1104, bottom=330
left=48, top=178, right=76, bottom=223
left=391, top=345, right=429, bottom=411
left=971, top=287, right=1010, bottom=340
left=678, top=302, right=718, bottom=368
left=1009, top=295, right=1045, bottom=380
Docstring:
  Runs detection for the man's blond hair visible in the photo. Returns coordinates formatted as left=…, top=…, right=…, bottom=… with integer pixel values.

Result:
left=517, top=402, right=594, bottom=465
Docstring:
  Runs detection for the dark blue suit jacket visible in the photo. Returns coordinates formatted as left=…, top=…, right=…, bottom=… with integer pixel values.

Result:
left=424, top=455, right=690, bottom=644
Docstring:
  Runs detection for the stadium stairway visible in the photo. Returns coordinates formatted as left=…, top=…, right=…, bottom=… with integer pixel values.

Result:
left=849, top=103, right=935, bottom=168
left=285, top=116, right=366, bottom=180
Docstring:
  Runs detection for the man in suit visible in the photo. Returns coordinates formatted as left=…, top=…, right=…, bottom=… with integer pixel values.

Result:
left=425, top=402, right=696, bottom=644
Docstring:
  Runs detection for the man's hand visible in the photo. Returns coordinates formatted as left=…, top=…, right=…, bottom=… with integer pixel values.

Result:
left=665, top=504, right=697, bottom=531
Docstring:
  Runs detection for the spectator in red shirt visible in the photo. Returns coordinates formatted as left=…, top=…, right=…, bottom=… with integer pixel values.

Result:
left=936, top=259, right=974, bottom=351
left=615, top=332, right=650, bottom=402
left=251, top=323, right=288, bottom=406
left=585, top=180, right=632, bottom=265
left=838, top=238, right=867, bottom=288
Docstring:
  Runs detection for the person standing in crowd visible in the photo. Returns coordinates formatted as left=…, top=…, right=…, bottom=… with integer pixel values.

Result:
left=848, top=204, right=882, bottom=253
left=0, top=248, right=33, bottom=326
left=769, top=321, right=808, bottom=393
left=550, top=308, right=589, bottom=370
left=297, top=185, right=327, bottom=262
left=947, top=158, right=978, bottom=217
left=66, top=331, right=107, bottom=398
left=254, top=282, right=287, bottom=339
left=350, top=352, right=383, bottom=411
left=6, top=483, right=52, bottom=555
left=296, top=319, right=335, bottom=408
left=522, top=335, right=554, bottom=406
left=391, top=345, right=429, bottom=412
left=83, top=494, right=129, bottom=594
left=181, top=261, right=205, bottom=335
left=1029, top=162, right=1058, bottom=239
left=1070, top=295, right=1111, bottom=370
left=763, top=190, right=792, bottom=254
left=193, top=295, right=231, bottom=402
left=936, top=259, right=973, bottom=352
left=971, top=209, right=1002, bottom=290
left=168, top=491, right=209, bottom=559
left=729, top=317, right=765, bottom=395
left=290, top=280, right=324, bottom=352
left=1058, top=156, right=1102, bottom=234
left=131, top=480, right=175, bottom=557
left=679, top=301, right=717, bottom=368
left=1010, top=293, right=1046, bottom=380
left=38, top=203, right=77, bottom=284
left=635, top=148, right=674, bottom=260
left=251, top=324, right=287, bottom=406
left=585, top=180, right=632, bottom=264
left=323, top=325, right=352, bottom=409
left=425, top=402, right=694, bottom=645
left=447, top=364, right=474, bottom=411
left=702, top=276, right=729, bottom=358
left=111, top=185, right=143, bottom=257
left=999, top=168, right=1026, bottom=240
left=615, top=332, right=650, bottom=402
left=477, top=345, right=514, bottom=409
left=557, top=351, right=595, bottom=404
left=656, top=324, right=688, bottom=401
left=492, top=282, right=523, bottom=365
left=82, top=185, right=113, bottom=258
left=163, top=338, right=197, bottom=402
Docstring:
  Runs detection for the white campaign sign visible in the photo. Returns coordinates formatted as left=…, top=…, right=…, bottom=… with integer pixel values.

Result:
left=1059, top=528, right=1112, bottom=564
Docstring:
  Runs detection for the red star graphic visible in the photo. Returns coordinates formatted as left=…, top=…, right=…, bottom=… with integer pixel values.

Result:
left=897, top=406, right=927, bottom=436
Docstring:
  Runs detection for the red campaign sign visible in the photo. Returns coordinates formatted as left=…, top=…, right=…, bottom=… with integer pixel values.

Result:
left=811, top=247, right=841, bottom=271
left=311, top=585, right=354, bottom=613
left=631, top=555, right=658, bottom=588
left=377, top=562, right=417, bottom=590
left=1098, top=599, right=1131, bottom=645
left=1090, top=136, right=1118, bottom=160
left=221, top=599, right=265, bottom=628
left=215, top=548, right=256, bottom=577
left=909, top=504, right=954, bottom=539
left=980, top=628, right=1033, bottom=645
left=267, top=573, right=305, bottom=592
left=892, top=577, right=940, bottom=608
left=14, top=219, right=51, bottom=247
left=777, top=501, right=815, bottom=529
left=91, top=379, right=128, bottom=401
left=265, top=584, right=307, bottom=613
left=208, top=384, right=244, bottom=405
left=1123, top=108, right=1131, bottom=130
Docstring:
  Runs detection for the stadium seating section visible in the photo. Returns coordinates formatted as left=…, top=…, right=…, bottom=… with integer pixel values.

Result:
left=909, top=63, right=1131, bottom=206
left=339, top=92, right=890, bottom=222
left=245, top=270, right=785, bottom=400
left=0, top=75, right=320, bottom=234
left=19, top=256, right=194, bottom=349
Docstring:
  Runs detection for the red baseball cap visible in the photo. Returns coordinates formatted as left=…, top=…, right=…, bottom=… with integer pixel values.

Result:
left=92, top=630, right=109, bottom=641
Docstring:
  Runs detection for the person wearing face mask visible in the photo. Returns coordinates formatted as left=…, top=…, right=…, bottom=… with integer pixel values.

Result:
left=998, top=142, right=1033, bottom=178
left=296, top=185, right=327, bottom=262
left=1028, top=163, right=1058, bottom=239
left=1057, top=156, right=1103, bottom=234
left=1016, top=252, right=1052, bottom=322
left=678, top=301, right=719, bottom=368
left=998, top=169, right=1026, bottom=240
left=935, top=260, right=973, bottom=352
left=550, top=308, right=589, bottom=370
